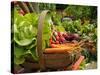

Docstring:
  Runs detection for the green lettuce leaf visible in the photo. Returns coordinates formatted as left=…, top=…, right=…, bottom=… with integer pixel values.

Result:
left=14, top=56, right=25, bottom=65
left=14, top=11, right=38, bottom=46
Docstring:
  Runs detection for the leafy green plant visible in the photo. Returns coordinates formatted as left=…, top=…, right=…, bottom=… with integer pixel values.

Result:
left=12, top=9, right=52, bottom=65
left=39, top=3, right=56, bottom=11
left=62, top=19, right=97, bottom=40
left=64, top=5, right=92, bottom=19
left=62, top=19, right=81, bottom=33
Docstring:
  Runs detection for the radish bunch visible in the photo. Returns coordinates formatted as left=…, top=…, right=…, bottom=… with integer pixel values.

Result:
left=50, top=31, right=80, bottom=45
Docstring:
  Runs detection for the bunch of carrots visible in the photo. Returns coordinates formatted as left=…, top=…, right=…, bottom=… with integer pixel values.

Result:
left=44, top=31, right=82, bottom=54
left=45, top=31, right=85, bottom=70
left=64, top=55, right=85, bottom=70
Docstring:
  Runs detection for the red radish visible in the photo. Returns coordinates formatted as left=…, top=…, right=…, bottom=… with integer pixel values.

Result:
left=60, top=36, right=66, bottom=43
left=63, top=33, right=68, bottom=38
left=58, top=32, right=62, bottom=37
left=50, top=40, right=55, bottom=44
left=49, top=37, right=53, bottom=45
left=49, top=37, right=52, bottom=42
left=56, top=36, right=59, bottom=40
left=55, top=41, right=59, bottom=44
left=62, top=33, right=66, bottom=37
left=50, top=37, right=52, bottom=41
left=50, top=40, right=52, bottom=44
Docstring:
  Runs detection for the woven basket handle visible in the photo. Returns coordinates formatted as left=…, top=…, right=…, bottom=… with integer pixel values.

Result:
left=37, top=10, right=50, bottom=70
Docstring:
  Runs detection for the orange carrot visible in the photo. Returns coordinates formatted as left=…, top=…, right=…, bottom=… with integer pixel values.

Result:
left=44, top=47, right=73, bottom=53
left=50, top=43, right=79, bottom=48
left=72, top=55, right=84, bottom=70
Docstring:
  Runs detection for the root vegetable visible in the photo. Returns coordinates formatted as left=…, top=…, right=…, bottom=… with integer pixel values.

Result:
left=44, top=47, right=73, bottom=53
left=72, top=55, right=84, bottom=70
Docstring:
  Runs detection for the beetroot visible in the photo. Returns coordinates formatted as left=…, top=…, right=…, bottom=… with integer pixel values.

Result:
left=73, top=33, right=80, bottom=40
left=64, top=33, right=79, bottom=41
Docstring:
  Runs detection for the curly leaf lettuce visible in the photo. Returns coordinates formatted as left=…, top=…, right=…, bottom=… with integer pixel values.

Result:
left=13, top=10, right=52, bottom=65
left=14, top=10, right=38, bottom=46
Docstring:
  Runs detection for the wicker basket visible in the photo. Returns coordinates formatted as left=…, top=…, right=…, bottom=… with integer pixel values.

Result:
left=18, top=10, right=83, bottom=73
left=36, top=10, right=82, bottom=70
